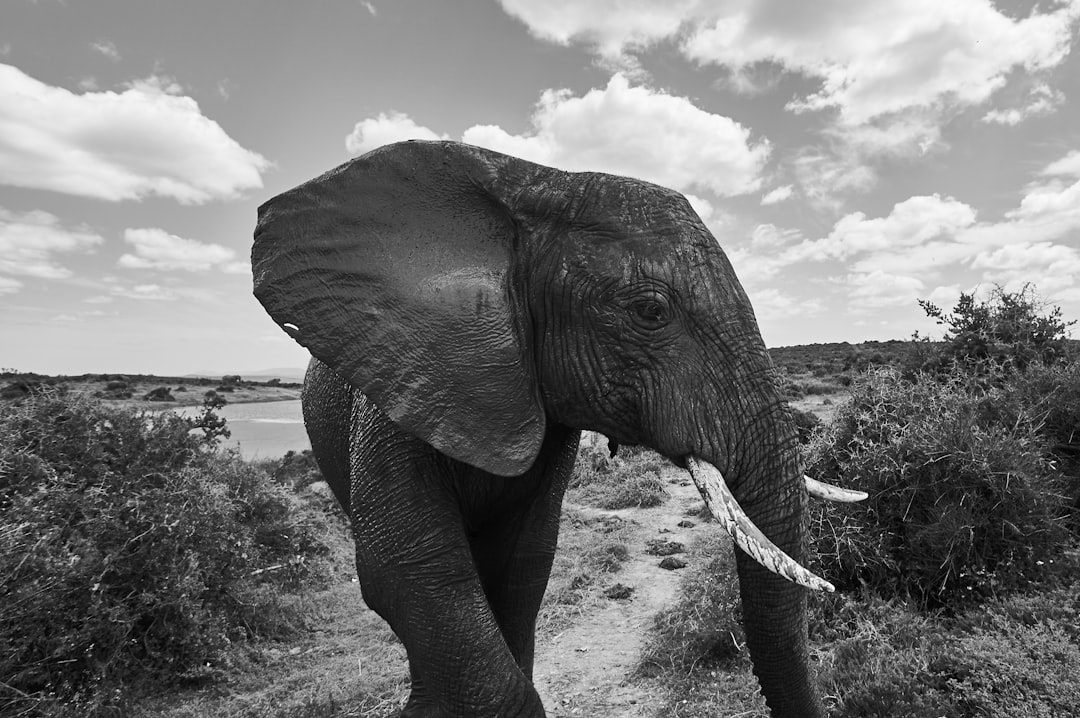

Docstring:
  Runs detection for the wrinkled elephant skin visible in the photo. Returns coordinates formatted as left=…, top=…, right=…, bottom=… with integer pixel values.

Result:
left=252, top=140, right=831, bottom=717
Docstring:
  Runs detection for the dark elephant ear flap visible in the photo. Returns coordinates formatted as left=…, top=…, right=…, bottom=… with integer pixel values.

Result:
left=252, top=141, right=545, bottom=476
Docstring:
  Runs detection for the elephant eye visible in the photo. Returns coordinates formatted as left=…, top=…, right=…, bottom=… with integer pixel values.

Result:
left=631, top=298, right=668, bottom=327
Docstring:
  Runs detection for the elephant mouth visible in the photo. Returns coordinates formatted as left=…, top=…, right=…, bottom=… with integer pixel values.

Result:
left=685, top=456, right=867, bottom=592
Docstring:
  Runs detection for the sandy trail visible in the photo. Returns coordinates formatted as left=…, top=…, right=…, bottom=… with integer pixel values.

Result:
left=534, top=472, right=713, bottom=716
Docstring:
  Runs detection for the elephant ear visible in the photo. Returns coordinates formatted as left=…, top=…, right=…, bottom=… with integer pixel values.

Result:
left=252, top=141, right=545, bottom=476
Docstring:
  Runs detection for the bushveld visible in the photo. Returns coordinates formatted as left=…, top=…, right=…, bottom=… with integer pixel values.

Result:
left=3, top=288, right=1078, bottom=717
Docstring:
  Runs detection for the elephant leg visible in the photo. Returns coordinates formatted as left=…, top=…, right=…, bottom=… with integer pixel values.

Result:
left=349, top=403, right=545, bottom=718
left=469, top=427, right=579, bottom=678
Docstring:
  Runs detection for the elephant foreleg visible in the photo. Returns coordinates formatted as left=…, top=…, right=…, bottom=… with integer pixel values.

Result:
left=469, top=427, right=579, bottom=678
left=348, top=403, right=546, bottom=718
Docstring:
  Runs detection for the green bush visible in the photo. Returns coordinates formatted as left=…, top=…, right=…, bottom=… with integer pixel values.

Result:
left=917, top=284, right=1075, bottom=376
left=0, top=392, right=335, bottom=714
left=812, top=580, right=1080, bottom=717
left=1001, top=362, right=1080, bottom=522
left=807, top=368, right=1071, bottom=608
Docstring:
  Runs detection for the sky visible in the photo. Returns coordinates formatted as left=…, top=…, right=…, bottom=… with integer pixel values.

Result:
left=2, top=0, right=1080, bottom=375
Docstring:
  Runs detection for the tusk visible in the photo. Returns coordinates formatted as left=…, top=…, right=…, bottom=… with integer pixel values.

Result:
left=686, top=456, right=834, bottom=593
left=805, top=475, right=868, bottom=503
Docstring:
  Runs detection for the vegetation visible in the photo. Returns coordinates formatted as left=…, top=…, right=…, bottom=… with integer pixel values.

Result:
left=570, top=442, right=670, bottom=510
left=6, top=285, right=1077, bottom=717
left=0, top=392, right=337, bottom=716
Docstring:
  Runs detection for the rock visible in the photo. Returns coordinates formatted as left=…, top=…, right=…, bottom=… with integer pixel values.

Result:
left=659, top=557, right=687, bottom=570
left=603, top=583, right=634, bottom=600
left=144, top=386, right=175, bottom=402
left=645, top=539, right=685, bottom=556
left=676, top=520, right=695, bottom=528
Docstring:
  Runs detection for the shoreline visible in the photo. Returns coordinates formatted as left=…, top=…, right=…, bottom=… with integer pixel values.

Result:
left=1, top=372, right=303, bottom=409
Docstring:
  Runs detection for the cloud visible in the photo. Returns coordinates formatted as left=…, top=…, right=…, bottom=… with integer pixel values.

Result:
left=497, top=0, right=1078, bottom=202
left=0, top=207, right=104, bottom=283
left=345, top=111, right=449, bottom=156
left=843, top=270, right=926, bottom=310
left=105, top=281, right=218, bottom=302
left=361, top=1, right=377, bottom=16
left=118, top=228, right=239, bottom=272
left=788, top=194, right=976, bottom=264
left=346, top=74, right=769, bottom=198
left=498, top=0, right=696, bottom=60
left=1041, top=150, right=1080, bottom=178
left=0, top=276, right=22, bottom=295
left=0, top=64, right=270, bottom=203
left=760, top=184, right=793, bottom=205
left=462, top=74, right=769, bottom=197
left=91, top=40, right=121, bottom=61
left=982, top=82, right=1065, bottom=125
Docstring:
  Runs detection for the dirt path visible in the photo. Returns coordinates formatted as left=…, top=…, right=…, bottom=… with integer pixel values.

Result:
left=534, top=470, right=714, bottom=716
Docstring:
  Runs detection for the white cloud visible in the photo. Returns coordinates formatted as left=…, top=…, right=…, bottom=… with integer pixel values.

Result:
left=118, top=228, right=238, bottom=272
left=0, top=276, right=22, bottom=295
left=751, top=223, right=803, bottom=249
left=760, top=184, right=793, bottom=205
left=844, top=270, right=926, bottom=309
left=361, top=1, right=377, bottom=17
left=462, top=74, right=769, bottom=197
left=497, top=0, right=696, bottom=60
left=345, top=111, right=449, bottom=156
left=793, top=195, right=977, bottom=262
left=501, top=1, right=1078, bottom=127
left=497, top=0, right=1078, bottom=200
left=91, top=40, right=121, bottom=61
left=0, top=207, right=104, bottom=282
left=748, top=287, right=823, bottom=321
left=0, top=64, right=270, bottom=203
left=982, top=82, right=1065, bottom=126
left=105, top=281, right=218, bottom=302
left=1041, top=150, right=1080, bottom=178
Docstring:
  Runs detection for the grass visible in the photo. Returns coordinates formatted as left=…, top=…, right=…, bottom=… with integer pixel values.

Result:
left=569, top=441, right=670, bottom=510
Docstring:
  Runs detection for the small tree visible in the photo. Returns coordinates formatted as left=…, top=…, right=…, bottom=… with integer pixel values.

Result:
left=918, top=284, right=1074, bottom=375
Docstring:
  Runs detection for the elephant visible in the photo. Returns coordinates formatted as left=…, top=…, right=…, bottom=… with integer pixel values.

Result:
left=251, top=140, right=864, bottom=717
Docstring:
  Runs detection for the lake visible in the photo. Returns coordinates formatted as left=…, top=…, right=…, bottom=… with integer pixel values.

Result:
left=172, top=400, right=309, bottom=460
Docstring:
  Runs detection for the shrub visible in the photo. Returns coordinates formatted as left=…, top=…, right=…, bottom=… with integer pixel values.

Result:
left=807, top=368, right=1071, bottom=608
left=0, top=392, right=335, bottom=714
left=917, top=284, right=1075, bottom=375
left=1001, top=361, right=1080, bottom=524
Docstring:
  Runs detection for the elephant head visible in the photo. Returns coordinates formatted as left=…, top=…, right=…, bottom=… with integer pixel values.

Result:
left=252, top=140, right=860, bottom=716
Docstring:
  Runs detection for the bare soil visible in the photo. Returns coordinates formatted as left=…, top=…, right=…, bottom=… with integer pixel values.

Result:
left=535, top=470, right=715, bottom=716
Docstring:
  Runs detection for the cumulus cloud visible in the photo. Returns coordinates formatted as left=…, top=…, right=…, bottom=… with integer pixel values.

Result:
left=498, top=0, right=696, bottom=60
left=118, top=228, right=239, bottom=272
left=0, top=64, right=270, bottom=203
left=461, top=74, right=769, bottom=197
left=760, top=184, right=793, bottom=205
left=1041, top=150, right=1080, bottom=178
left=345, top=111, right=449, bottom=156
left=982, top=83, right=1066, bottom=126
left=0, top=207, right=104, bottom=284
left=91, top=40, right=121, bottom=61
left=497, top=0, right=1078, bottom=201
left=789, top=195, right=976, bottom=264
left=346, top=75, right=769, bottom=198
left=503, top=1, right=1077, bottom=128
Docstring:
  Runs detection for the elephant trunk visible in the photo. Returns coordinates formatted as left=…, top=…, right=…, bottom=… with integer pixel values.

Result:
left=685, top=406, right=825, bottom=717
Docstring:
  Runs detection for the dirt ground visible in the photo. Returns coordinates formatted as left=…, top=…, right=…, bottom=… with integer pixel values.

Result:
left=535, top=472, right=715, bottom=716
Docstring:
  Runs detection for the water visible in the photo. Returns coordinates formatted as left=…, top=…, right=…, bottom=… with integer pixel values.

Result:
left=171, top=400, right=309, bottom=460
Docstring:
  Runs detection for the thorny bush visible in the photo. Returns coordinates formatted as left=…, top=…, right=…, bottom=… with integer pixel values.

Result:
left=0, top=391, right=335, bottom=716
